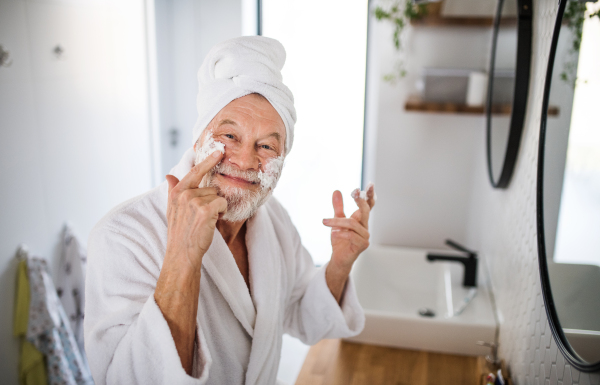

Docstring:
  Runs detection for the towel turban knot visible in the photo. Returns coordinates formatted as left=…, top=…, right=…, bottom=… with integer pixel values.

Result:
left=192, top=36, right=297, bottom=154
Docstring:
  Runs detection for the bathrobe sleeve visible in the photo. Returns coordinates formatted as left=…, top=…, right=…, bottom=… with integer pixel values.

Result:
left=84, top=224, right=211, bottom=385
left=274, top=203, right=366, bottom=345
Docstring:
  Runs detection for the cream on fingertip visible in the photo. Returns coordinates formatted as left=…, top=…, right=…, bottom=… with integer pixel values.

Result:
left=351, top=188, right=367, bottom=200
left=366, top=181, right=378, bottom=202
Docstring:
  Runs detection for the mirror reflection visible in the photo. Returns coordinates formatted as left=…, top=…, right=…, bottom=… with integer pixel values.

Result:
left=542, top=0, right=600, bottom=364
left=488, top=0, right=518, bottom=183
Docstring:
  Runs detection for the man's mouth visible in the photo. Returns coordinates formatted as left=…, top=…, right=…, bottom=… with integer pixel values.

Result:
left=219, top=173, right=259, bottom=185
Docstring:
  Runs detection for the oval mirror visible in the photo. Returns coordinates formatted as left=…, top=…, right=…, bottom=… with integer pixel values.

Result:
left=537, top=0, right=600, bottom=372
left=486, top=0, right=532, bottom=188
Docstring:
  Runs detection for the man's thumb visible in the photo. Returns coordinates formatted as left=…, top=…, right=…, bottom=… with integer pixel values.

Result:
left=166, top=175, right=179, bottom=193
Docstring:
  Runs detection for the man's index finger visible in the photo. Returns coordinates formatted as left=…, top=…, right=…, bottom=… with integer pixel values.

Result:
left=177, top=151, right=224, bottom=190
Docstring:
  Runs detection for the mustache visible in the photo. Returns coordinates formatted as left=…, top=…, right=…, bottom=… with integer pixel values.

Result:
left=211, top=162, right=261, bottom=185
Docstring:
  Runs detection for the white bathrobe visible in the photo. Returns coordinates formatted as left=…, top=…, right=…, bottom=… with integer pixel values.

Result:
left=84, top=149, right=365, bottom=385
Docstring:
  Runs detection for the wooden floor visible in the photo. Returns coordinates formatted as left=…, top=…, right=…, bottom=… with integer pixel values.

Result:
left=295, top=339, right=480, bottom=385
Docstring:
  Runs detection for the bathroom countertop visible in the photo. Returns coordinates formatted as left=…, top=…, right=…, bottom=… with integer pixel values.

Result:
left=295, top=339, right=481, bottom=385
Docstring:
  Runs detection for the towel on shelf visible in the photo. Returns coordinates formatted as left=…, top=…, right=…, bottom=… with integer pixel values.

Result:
left=83, top=149, right=365, bottom=385
left=56, top=224, right=87, bottom=355
left=192, top=36, right=297, bottom=153
left=14, top=258, right=48, bottom=385
left=27, top=256, right=93, bottom=385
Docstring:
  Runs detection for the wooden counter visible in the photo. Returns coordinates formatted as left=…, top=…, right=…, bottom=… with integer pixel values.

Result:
left=295, top=339, right=481, bottom=385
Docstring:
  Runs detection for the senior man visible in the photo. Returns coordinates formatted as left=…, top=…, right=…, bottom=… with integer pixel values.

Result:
left=84, top=36, right=375, bottom=385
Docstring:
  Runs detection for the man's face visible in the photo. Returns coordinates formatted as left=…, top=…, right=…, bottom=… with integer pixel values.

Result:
left=194, top=93, right=287, bottom=222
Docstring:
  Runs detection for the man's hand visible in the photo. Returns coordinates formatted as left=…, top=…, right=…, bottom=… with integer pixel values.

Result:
left=164, top=150, right=228, bottom=270
left=155, top=149, right=226, bottom=375
left=322, top=185, right=376, bottom=303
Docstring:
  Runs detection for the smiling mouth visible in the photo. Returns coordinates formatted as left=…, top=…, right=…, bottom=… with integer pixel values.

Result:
left=219, top=173, right=258, bottom=185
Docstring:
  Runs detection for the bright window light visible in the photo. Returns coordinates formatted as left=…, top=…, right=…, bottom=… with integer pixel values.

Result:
left=262, top=0, right=369, bottom=265
left=554, top=4, right=600, bottom=267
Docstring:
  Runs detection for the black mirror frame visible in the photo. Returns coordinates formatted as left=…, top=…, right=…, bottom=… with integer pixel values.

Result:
left=486, top=0, right=533, bottom=188
left=536, top=0, right=600, bottom=373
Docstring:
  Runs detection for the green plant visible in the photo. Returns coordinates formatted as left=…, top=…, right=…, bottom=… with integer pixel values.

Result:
left=560, top=1, right=600, bottom=87
left=375, top=0, right=428, bottom=82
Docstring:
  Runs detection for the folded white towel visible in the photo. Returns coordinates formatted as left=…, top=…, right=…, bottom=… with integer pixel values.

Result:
left=192, top=36, right=297, bottom=153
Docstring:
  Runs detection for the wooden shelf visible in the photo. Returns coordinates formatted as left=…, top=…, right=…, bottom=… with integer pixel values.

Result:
left=404, top=96, right=559, bottom=116
left=409, top=2, right=516, bottom=27
left=411, top=16, right=496, bottom=27
left=405, top=96, right=491, bottom=115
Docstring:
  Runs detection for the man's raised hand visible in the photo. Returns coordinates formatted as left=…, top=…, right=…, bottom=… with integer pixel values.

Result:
left=164, top=150, right=227, bottom=270
left=322, top=184, right=376, bottom=271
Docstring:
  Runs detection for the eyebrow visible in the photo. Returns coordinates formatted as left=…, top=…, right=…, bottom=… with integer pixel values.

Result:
left=267, top=132, right=282, bottom=143
left=217, top=120, right=283, bottom=144
left=217, top=119, right=238, bottom=127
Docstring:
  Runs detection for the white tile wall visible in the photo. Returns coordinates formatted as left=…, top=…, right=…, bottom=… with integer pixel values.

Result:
left=466, top=0, right=600, bottom=383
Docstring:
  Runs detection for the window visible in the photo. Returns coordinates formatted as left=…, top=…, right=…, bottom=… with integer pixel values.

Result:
left=262, top=0, right=369, bottom=265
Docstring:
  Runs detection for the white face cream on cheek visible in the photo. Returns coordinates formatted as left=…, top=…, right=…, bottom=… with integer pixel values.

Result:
left=195, top=131, right=225, bottom=165
left=258, top=155, right=285, bottom=190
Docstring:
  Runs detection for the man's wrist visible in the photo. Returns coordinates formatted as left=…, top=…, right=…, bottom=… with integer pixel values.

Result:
left=164, top=244, right=205, bottom=272
left=328, top=254, right=353, bottom=277
left=325, top=258, right=352, bottom=304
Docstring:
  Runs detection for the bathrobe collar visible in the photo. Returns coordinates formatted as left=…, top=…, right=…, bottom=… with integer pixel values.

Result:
left=168, top=147, right=197, bottom=182
left=168, top=147, right=283, bottom=385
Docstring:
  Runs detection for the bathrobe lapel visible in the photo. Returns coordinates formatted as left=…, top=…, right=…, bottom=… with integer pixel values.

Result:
left=244, top=205, right=283, bottom=385
left=202, top=232, right=257, bottom=337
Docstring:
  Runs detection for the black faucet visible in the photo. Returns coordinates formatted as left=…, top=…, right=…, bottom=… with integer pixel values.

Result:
left=426, top=239, right=478, bottom=287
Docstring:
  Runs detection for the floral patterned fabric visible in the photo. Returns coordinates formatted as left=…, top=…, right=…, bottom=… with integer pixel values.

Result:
left=26, top=256, right=94, bottom=385
left=56, top=225, right=87, bottom=356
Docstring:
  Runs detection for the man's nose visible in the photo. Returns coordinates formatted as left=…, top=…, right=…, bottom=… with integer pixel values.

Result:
left=227, top=143, right=260, bottom=171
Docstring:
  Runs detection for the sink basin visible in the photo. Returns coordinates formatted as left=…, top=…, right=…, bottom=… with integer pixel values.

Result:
left=345, top=245, right=497, bottom=356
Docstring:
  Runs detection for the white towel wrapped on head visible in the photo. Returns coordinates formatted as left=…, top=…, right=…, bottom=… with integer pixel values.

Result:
left=192, top=36, right=297, bottom=154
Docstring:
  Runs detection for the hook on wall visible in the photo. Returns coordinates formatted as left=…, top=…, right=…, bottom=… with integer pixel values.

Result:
left=0, top=45, right=13, bottom=67
left=53, top=45, right=65, bottom=60
left=168, top=128, right=179, bottom=148
left=16, top=244, right=29, bottom=260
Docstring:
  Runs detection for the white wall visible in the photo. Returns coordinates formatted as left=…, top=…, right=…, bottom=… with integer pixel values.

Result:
left=154, top=0, right=242, bottom=176
left=0, top=0, right=155, bottom=382
left=365, top=13, right=491, bottom=249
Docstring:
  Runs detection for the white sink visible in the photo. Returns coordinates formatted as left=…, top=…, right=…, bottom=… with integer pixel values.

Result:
left=345, top=245, right=497, bottom=356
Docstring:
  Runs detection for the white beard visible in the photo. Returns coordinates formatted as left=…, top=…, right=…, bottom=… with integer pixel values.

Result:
left=199, top=162, right=276, bottom=222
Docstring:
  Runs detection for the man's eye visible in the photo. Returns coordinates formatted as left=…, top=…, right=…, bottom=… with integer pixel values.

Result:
left=261, top=145, right=271, bottom=150
left=225, top=134, right=234, bottom=139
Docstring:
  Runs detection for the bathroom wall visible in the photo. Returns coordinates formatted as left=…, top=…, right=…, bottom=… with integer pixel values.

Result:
left=154, top=0, right=242, bottom=176
left=0, top=1, right=155, bottom=382
left=364, top=6, right=491, bottom=250
left=465, top=0, right=600, bottom=384
left=366, top=0, right=599, bottom=382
